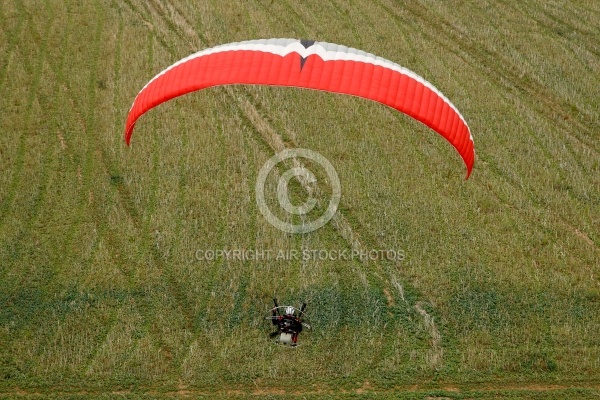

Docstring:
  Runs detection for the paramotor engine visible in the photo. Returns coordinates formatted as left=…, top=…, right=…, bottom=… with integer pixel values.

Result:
left=266, top=299, right=311, bottom=346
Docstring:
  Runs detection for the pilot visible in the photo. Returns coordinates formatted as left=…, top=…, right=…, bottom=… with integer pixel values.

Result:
left=272, top=306, right=303, bottom=345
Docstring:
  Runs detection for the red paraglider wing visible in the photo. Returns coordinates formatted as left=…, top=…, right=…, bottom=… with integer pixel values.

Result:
left=124, top=39, right=474, bottom=177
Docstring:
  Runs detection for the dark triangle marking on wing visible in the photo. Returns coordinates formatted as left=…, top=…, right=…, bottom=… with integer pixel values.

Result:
left=300, top=39, right=316, bottom=48
left=299, top=39, right=317, bottom=70
left=300, top=56, right=310, bottom=70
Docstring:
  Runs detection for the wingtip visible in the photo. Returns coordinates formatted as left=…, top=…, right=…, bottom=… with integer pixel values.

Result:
left=124, top=125, right=133, bottom=146
left=464, top=154, right=474, bottom=180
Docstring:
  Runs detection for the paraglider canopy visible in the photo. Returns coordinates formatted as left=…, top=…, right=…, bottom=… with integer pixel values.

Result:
left=124, top=38, right=474, bottom=177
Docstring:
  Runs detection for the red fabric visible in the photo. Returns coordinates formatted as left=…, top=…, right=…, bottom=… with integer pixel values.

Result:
left=125, top=50, right=474, bottom=177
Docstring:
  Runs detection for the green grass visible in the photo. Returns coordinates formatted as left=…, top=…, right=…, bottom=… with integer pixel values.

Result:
left=0, top=0, right=599, bottom=398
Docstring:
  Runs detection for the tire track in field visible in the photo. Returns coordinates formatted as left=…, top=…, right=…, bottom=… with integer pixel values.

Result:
left=36, top=0, right=106, bottom=289
left=458, top=2, right=600, bottom=249
left=15, top=0, right=135, bottom=376
left=376, top=0, right=599, bottom=247
left=0, top=0, right=41, bottom=233
left=394, top=0, right=599, bottom=145
left=121, top=0, right=176, bottom=55
left=270, top=0, right=312, bottom=38
left=120, top=0, right=205, bottom=365
left=0, top=0, right=58, bottom=288
left=72, top=0, right=221, bottom=373
left=0, top=0, right=101, bottom=376
left=326, top=0, right=369, bottom=46
left=61, top=3, right=191, bottom=375
left=378, top=0, right=598, bottom=155
left=82, top=3, right=196, bottom=373
left=247, top=0, right=296, bottom=37
left=482, top=161, right=599, bottom=251
left=414, top=301, right=443, bottom=369
left=17, top=0, right=173, bottom=376
left=373, top=0, right=600, bottom=351
left=25, top=1, right=95, bottom=282
left=501, top=2, right=600, bottom=127
left=387, top=0, right=581, bottom=204
left=511, top=1, right=600, bottom=59
left=466, top=2, right=600, bottom=245
left=144, top=1, right=223, bottom=326
left=142, top=1, right=237, bottom=354
left=500, top=1, right=600, bottom=125
left=75, top=2, right=142, bottom=374
left=143, top=0, right=274, bottom=365
left=121, top=0, right=274, bottom=373
left=533, top=5, right=600, bottom=68
left=0, top=1, right=26, bottom=97
left=147, top=0, right=206, bottom=49
left=0, top=0, right=27, bottom=260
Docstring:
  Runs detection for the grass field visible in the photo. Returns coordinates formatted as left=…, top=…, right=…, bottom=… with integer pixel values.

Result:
left=1, top=0, right=599, bottom=398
